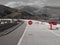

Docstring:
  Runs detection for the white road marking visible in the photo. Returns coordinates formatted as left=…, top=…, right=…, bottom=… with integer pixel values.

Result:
left=17, top=22, right=28, bottom=45
left=49, top=30, right=60, bottom=37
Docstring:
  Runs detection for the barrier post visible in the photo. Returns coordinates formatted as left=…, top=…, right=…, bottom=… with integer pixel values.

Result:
left=49, top=22, right=53, bottom=30
left=50, top=23, right=52, bottom=30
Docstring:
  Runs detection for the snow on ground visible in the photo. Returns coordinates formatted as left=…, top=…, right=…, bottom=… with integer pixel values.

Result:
left=17, top=20, right=60, bottom=45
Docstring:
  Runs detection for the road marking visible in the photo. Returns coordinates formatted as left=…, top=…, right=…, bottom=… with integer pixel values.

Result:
left=17, top=23, right=28, bottom=45
left=49, top=30, right=60, bottom=37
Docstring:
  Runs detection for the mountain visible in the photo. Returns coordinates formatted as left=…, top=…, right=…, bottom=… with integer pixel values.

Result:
left=1, top=4, right=59, bottom=20
left=3, top=4, right=60, bottom=23
left=0, top=5, right=17, bottom=18
left=0, top=5, right=43, bottom=19
left=43, top=6, right=60, bottom=18
left=16, top=5, right=39, bottom=15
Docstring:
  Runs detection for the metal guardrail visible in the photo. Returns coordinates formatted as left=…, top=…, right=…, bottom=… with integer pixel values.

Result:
left=0, top=21, right=24, bottom=37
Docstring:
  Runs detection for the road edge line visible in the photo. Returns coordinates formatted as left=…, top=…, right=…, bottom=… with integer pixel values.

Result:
left=17, top=22, right=28, bottom=45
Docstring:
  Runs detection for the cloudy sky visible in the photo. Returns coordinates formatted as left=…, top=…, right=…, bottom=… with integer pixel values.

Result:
left=0, top=0, right=60, bottom=7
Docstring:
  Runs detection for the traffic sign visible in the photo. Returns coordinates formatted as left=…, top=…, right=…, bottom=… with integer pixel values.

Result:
left=28, top=20, right=33, bottom=25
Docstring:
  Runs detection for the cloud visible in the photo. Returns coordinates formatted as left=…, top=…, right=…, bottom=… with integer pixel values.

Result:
left=5, top=0, right=46, bottom=8
left=5, top=1, right=24, bottom=8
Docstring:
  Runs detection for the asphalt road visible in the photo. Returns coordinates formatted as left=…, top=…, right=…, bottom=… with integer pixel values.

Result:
left=0, top=22, right=27, bottom=45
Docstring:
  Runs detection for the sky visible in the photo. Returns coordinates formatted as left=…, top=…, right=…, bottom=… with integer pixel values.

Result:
left=0, top=0, right=60, bottom=7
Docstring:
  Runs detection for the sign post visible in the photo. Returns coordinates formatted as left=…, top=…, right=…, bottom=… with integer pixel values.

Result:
left=49, top=22, right=52, bottom=30
left=50, top=23, right=52, bottom=30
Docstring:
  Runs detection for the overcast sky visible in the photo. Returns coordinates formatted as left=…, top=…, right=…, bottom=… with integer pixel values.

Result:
left=0, top=0, right=60, bottom=7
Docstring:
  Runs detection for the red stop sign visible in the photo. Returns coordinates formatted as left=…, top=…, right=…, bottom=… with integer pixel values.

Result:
left=49, top=22, right=57, bottom=25
left=49, top=22, right=52, bottom=24
left=52, top=22, right=57, bottom=25
left=28, top=20, right=33, bottom=25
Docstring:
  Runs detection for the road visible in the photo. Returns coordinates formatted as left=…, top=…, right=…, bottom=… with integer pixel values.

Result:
left=0, top=22, right=27, bottom=45
left=0, top=20, right=60, bottom=45
left=18, top=20, right=60, bottom=45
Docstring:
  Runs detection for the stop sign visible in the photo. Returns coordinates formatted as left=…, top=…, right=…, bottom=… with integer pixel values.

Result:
left=28, top=20, right=33, bottom=25
left=52, top=22, right=57, bottom=25
left=49, top=22, right=57, bottom=25
left=49, top=22, right=52, bottom=24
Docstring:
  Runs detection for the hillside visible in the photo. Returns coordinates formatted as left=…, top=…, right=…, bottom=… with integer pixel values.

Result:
left=0, top=5, right=17, bottom=18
